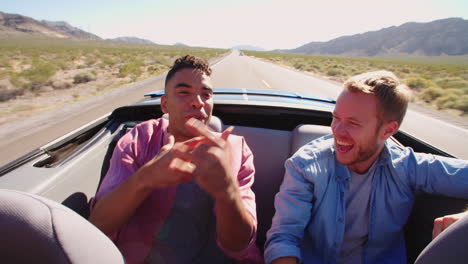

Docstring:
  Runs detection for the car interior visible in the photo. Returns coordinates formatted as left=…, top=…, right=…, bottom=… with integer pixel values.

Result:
left=1, top=103, right=467, bottom=263
left=0, top=189, right=126, bottom=263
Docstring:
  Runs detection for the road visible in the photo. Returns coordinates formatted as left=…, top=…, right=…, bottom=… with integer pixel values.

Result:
left=0, top=76, right=167, bottom=167
left=212, top=51, right=468, bottom=159
left=1, top=51, right=467, bottom=167
left=211, top=51, right=340, bottom=98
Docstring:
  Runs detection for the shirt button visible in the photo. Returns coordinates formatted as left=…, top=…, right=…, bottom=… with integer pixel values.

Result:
left=338, top=218, right=343, bottom=223
left=340, top=191, right=344, bottom=196
left=345, top=178, right=350, bottom=182
left=333, top=243, right=338, bottom=248
left=337, top=176, right=342, bottom=180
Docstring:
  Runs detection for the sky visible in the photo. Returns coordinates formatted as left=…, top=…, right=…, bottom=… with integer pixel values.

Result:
left=2, top=0, right=468, bottom=50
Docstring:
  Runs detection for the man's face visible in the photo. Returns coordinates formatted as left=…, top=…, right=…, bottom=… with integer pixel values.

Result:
left=161, top=68, right=213, bottom=141
left=331, top=89, right=393, bottom=173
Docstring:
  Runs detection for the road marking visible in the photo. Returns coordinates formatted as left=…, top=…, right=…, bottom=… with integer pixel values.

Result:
left=262, top=80, right=272, bottom=89
left=211, top=50, right=236, bottom=68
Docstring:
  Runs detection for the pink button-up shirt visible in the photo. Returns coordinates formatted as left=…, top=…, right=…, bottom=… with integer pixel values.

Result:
left=92, top=118, right=262, bottom=264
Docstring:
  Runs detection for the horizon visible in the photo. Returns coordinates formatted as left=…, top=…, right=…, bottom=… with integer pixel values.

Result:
left=2, top=0, right=468, bottom=50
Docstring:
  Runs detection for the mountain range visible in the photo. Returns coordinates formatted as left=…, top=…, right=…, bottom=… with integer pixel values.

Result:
left=231, top=45, right=266, bottom=51
left=0, top=11, right=100, bottom=40
left=285, top=17, right=468, bottom=56
left=107, top=36, right=155, bottom=44
left=1, top=11, right=467, bottom=56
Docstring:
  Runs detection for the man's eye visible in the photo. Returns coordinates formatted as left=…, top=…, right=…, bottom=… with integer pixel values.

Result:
left=178, top=91, right=189, bottom=95
left=204, top=93, right=212, bottom=98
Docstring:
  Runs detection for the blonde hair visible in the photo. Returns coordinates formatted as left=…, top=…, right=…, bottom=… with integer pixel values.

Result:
left=343, top=71, right=411, bottom=126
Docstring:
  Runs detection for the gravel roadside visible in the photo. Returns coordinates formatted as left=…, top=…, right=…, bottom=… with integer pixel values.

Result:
left=0, top=56, right=227, bottom=167
left=1, top=54, right=466, bottom=167
left=0, top=75, right=166, bottom=167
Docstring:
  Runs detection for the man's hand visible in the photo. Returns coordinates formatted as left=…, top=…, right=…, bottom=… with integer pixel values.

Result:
left=90, top=134, right=208, bottom=234
left=185, top=118, right=253, bottom=252
left=432, top=211, right=468, bottom=239
left=137, top=134, right=207, bottom=189
left=185, top=118, right=237, bottom=200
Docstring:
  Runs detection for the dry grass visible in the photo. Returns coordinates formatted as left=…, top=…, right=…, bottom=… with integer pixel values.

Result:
left=245, top=51, right=468, bottom=117
left=0, top=37, right=227, bottom=121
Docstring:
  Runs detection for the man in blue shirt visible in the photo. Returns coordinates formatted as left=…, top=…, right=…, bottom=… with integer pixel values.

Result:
left=264, top=71, right=468, bottom=264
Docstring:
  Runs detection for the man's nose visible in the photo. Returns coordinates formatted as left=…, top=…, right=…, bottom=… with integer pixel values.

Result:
left=191, top=94, right=204, bottom=108
left=332, top=120, right=346, bottom=135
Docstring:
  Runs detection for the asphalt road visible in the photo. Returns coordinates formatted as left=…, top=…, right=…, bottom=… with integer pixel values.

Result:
left=213, top=51, right=468, bottom=159
left=1, top=51, right=467, bottom=167
left=0, top=76, right=167, bottom=167
left=211, top=51, right=341, bottom=98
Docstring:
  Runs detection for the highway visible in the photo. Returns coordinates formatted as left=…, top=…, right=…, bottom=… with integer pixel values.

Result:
left=0, top=50, right=467, bottom=167
left=213, top=51, right=468, bottom=159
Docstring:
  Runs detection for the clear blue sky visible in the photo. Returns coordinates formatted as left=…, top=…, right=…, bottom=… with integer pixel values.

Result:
left=2, top=0, right=467, bottom=50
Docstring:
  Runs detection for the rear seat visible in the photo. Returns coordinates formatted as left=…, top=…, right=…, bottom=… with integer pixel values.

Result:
left=99, top=118, right=333, bottom=252
left=232, top=124, right=331, bottom=252
left=291, top=124, right=332, bottom=154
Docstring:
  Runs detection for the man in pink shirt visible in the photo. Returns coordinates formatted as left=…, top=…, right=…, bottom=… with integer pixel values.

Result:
left=89, top=55, right=261, bottom=264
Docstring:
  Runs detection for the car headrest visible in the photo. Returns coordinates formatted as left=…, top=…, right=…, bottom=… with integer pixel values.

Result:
left=0, top=189, right=125, bottom=264
left=162, top=114, right=224, bottom=132
left=290, top=124, right=331, bottom=155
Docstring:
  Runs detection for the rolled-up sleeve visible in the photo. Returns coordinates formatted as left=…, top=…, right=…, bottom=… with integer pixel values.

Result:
left=93, top=126, right=143, bottom=202
left=217, top=136, right=263, bottom=263
left=89, top=126, right=143, bottom=241
left=264, top=158, right=315, bottom=264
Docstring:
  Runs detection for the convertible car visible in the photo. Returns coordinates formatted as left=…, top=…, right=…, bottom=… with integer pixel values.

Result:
left=0, top=89, right=466, bottom=263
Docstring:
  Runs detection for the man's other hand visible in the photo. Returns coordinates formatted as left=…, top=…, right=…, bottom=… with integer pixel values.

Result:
left=185, top=118, right=238, bottom=201
left=138, top=134, right=207, bottom=189
left=432, top=211, right=468, bottom=239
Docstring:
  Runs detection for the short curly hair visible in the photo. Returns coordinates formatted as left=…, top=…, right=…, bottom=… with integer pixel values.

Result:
left=165, top=55, right=212, bottom=88
left=343, top=70, right=412, bottom=126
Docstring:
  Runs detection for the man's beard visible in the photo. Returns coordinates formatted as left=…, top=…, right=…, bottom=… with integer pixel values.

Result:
left=343, top=121, right=385, bottom=171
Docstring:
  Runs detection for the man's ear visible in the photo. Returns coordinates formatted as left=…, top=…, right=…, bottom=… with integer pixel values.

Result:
left=161, top=95, right=168, bottom=114
left=382, top=120, right=399, bottom=139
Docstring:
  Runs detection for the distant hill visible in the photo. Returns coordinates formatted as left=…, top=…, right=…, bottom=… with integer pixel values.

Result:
left=232, top=45, right=265, bottom=51
left=285, top=18, right=468, bottom=56
left=0, top=11, right=101, bottom=40
left=174, top=42, right=189, bottom=47
left=107, top=36, right=155, bottom=44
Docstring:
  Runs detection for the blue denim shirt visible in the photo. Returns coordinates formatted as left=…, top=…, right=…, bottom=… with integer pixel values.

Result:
left=265, top=135, right=468, bottom=264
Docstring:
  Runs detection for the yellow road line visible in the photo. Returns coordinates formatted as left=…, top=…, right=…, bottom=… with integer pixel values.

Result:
left=262, top=80, right=272, bottom=89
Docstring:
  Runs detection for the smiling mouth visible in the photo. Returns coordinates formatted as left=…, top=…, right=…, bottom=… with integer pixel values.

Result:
left=335, top=139, right=353, bottom=153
